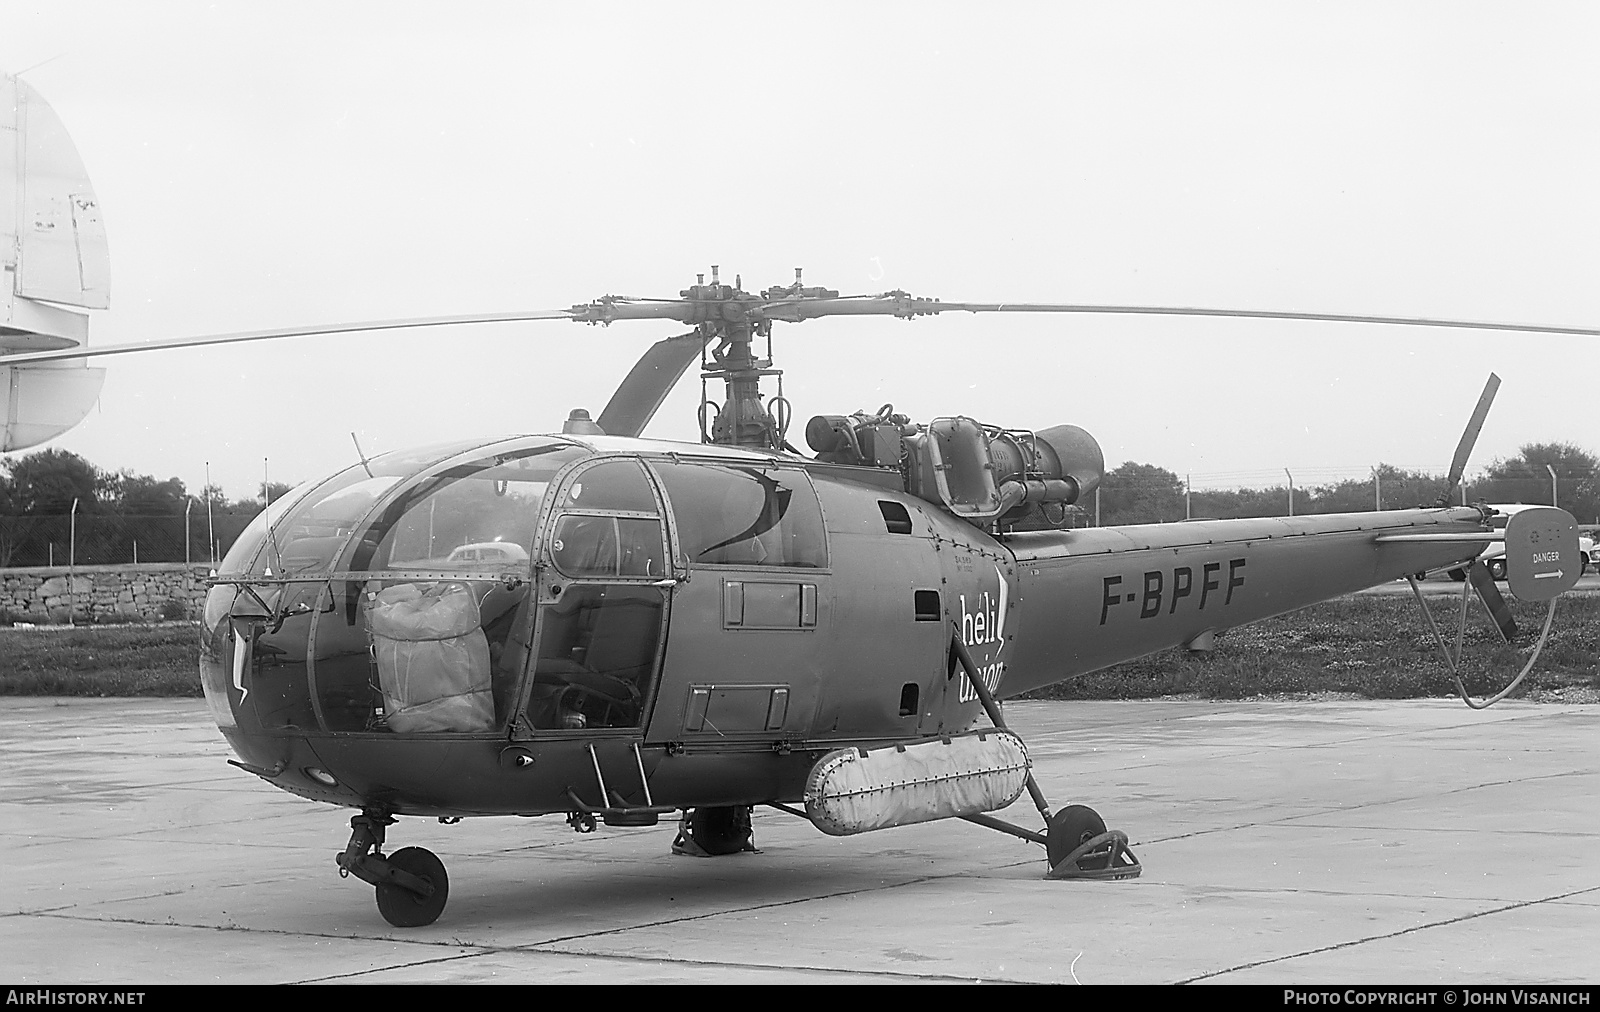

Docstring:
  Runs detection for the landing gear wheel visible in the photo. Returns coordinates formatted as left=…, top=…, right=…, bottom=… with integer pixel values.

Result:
left=673, top=806, right=755, bottom=856
left=375, top=846, right=449, bottom=927
left=1489, top=558, right=1507, bottom=581
left=1448, top=568, right=1467, bottom=582
left=1045, top=805, right=1142, bottom=881
left=1046, top=805, right=1106, bottom=868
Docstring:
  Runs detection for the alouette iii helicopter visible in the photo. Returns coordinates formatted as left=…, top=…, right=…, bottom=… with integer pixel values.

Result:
left=3, top=72, right=1593, bottom=928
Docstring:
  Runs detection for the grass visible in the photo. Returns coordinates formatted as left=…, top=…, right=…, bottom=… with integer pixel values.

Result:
left=0, top=593, right=1595, bottom=702
left=1022, top=592, right=1600, bottom=702
left=0, top=623, right=203, bottom=696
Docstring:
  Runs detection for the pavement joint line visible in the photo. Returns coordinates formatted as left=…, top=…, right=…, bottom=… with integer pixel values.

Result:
left=1136, top=768, right=1597, bottom=846
left=9, top=858, right=1044, bottom=975
left=13, top=886, right=197, bottom=918
left=509, top=856, right=1047, bottom=951
left=1176, top=881, right=1600, bottom=984
left=1026, top=728, right=1599, bottom=776
left=3, top=903, right=81, bottom=918
left=21, top=907, right=507, bottom=950
left=293, top=945, right=1034, bottom=985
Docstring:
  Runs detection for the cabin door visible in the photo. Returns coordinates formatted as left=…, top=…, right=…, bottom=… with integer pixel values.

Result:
left=516, top=457, right=675, bottom=734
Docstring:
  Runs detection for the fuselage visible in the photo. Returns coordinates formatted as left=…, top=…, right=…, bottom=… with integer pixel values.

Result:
left=199, top=432, right=1491, bottom=818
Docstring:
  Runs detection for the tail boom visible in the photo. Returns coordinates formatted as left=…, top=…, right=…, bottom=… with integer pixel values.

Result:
left=1000, top=507, right=1490, bottom=696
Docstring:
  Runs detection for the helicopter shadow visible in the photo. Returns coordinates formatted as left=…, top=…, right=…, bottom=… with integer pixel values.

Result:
left=412, top=814, right=1043, bottom=939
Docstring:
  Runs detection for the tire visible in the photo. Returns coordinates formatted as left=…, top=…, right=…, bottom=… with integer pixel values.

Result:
left=375, top=846, right=449, bottom=927
left=1447, top=568, right=1467, bottom=582
left=1046, top=804, right=1107, bottom=869
left=1488, top=558, right=1507, bottom=581
left=685, top=806, right=754, bottom=856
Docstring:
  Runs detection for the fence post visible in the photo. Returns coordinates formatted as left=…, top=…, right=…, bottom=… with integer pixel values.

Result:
left=68, top=499, right=79, bottom=625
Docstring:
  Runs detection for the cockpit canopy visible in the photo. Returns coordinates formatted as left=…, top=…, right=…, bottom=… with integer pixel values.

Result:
left=218, top=436, right=585, bottom=580
left=203, top=434, right=831, bottom=742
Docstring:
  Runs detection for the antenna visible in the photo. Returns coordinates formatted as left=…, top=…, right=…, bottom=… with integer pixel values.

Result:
left=264, top=456, right=282, bottom=576
left=205, top=461, right=216, bottom=565
left=351, top=432, right=374, bottom=478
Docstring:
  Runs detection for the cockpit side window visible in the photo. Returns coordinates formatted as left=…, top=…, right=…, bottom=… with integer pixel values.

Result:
left=558, top=458, right=659, bottom=513
left=545, top=459, right=666, bottom=580
left=652, top=461, right=827, bottom=568
left=550, top=515, right=667, bottom=579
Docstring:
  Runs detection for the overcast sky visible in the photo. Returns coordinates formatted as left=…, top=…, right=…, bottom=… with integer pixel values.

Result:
left=3, top=1, right=1596, bottom=498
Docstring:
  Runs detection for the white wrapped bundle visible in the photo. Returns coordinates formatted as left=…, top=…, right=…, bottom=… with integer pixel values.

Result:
left=804, top=731, right=1029, bottom=836
left=368, top=582, right=494, bottom=733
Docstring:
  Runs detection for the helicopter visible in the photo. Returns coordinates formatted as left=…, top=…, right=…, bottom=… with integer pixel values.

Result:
left=2, top=72, right=1593, bottom=929
left=5, top=263, right=1592, bottom=927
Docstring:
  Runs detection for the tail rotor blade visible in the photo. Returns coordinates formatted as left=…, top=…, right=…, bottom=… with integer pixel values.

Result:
left=1468, top=560, right=1517, bottom=641
left=1441, top=373, right=1500, bottom=504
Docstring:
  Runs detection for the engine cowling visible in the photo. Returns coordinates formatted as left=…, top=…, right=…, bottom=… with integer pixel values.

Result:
left=806, top=409, right=1103, bottom=526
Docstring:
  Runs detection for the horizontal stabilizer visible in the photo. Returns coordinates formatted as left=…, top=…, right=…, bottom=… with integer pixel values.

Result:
left=1374, top=532, right=1500, bottom=544
left=0, top=362, right=105, bottom=451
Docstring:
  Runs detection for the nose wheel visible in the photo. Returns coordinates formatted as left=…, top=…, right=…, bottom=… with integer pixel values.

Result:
left=374, top=846, right=450, bottom=927
left=336, top=812, right=452, bottom=927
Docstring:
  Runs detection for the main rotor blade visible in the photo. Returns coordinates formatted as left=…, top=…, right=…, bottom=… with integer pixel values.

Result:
left=908, top=301, right=1600, bottom=337
left=1445, top=373, right=1501, bottom=495
left=0, top=309, right=576, bottom=366
left=740, top=292, right=1600, bottom=336
left=596, top=331, right=711, bottom=438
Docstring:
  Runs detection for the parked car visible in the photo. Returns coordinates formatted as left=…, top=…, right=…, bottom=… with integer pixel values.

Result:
left=444, top=541, right=530, bottom=566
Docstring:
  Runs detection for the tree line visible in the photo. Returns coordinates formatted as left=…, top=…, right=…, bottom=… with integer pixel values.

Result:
left=0, top=448, right=294, bottom=567
left=1094, top=443, right=1600, bottom=527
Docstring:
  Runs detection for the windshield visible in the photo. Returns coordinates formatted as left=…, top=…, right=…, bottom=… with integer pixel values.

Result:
left=216, top=437, right=583, bottom=578
left=358, top=443, right=585, bottom=573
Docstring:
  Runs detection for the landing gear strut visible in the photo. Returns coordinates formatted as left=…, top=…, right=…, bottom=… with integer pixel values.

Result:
left=336, top=811, right=450, bottom=927
left=673, top=806, right=758, bottom=856
left=950, top=631, right=1141, bottom=881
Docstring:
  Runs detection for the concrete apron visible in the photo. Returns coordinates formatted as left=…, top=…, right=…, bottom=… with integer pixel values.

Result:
left=2, top=697, right=1596, bottom=984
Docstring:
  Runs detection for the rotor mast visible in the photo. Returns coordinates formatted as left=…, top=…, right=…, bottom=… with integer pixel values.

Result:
left=686, top=266, right=780, bottom=449
left=569, top=267, right=843, bottom=450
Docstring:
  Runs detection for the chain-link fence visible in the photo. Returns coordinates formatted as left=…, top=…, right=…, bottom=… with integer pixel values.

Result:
left=0, top=512, right=258, bottom=568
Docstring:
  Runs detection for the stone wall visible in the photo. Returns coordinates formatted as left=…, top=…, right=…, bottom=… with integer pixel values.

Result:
left=0, top=563, right=211, bottom=624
